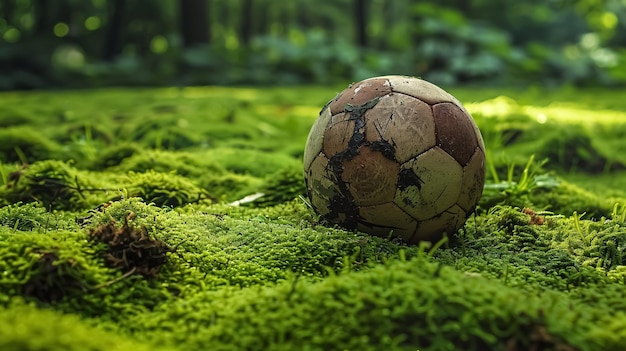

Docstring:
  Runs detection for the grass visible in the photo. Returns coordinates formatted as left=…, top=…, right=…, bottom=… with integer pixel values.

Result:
left=1, top=83, right=626, bottom=350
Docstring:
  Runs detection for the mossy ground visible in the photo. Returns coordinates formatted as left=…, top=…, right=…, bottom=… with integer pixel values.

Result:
left=1, top=84, right=626, bottom=350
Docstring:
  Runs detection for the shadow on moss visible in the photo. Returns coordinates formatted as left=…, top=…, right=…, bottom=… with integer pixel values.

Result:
left=1, top=161, right=101, bottom=211
left=242, top=167, right=306, bottom=207
left=126, top=170, right=214, bottom=207
left=538, top=127, right=625, bottom=173
left=0, top=127, right=58, bottom=163
left=89, top=142, right=143, bottom=170
left=114, top=150, right=224, bottom=178
left=22, top=249, right=89, bottom=303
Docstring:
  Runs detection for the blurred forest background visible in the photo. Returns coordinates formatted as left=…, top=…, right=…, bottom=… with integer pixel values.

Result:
left=0, top=0, right=625, bottom=90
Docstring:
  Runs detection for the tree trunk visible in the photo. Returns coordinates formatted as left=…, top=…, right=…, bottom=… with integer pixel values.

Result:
left=240, top=0, right=253, bottom=46
left=180, top=0, right=210, bottom=48
left=1, top=0, right=15, bottom=26
left=256, top=0, right=269, bottom=37
left=354, top=0, right=368, bottom=48
left=456, top=0, right=472, bottom=16
left=103, top=0, right=125, bottom=61
left=32, top=0, right=49, bottom=36
left=296, top=1, right=313, bottom=30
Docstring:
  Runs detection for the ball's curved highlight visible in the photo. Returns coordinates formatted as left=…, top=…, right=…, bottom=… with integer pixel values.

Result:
left=303, top=76, right=485, bottom=244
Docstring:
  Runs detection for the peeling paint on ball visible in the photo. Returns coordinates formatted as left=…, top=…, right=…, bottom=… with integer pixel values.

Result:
left=303, top=75, right=486, bottom=244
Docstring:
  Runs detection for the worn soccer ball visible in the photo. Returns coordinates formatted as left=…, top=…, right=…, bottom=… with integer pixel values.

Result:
left=303, top=76, right=485, bottom=244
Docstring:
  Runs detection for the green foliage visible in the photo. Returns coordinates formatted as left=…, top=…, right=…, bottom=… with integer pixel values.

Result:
left=1, top=1, right=625, bottom=88
left=481, top=155, right=560, bottom=210
left=407, top=3, right=511, bottom=84
left=241, top=31, right=362, bottom=84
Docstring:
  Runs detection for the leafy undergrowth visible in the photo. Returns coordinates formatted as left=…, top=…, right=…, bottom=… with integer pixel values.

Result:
left=1, top=85, right=626, bottom=350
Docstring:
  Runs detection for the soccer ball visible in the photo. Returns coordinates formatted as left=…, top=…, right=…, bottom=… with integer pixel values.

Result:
left=303, top=76, right=485, bottom=244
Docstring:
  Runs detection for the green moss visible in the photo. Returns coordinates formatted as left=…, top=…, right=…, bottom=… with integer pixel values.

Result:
left=0, top=224, right=179, bottom=320
left=21, top=248, right=96, bottom=303
left=114, top=150, right=224, bottom=179
left=1, top=86, right=626, bottom=350
left=562, top=171, right=626, bottom=200
left=197, top=173, right=262, bottom=202
left=550, top=211, right=626, bottom=270
left=139, top=125, right=201, bottom=150
left=0, top=107, right=32, bottom=127
left=480, top=156, right=616, bottom=218
left=89, top=142, right=143, bottom=170
left=0, top=160, right=110, bottom=211
left=125, top=256, right=619, bottom=351
left=438, top=206, right=606, bottom=292
left=537, top=126, right=624, bottom=173
left=533, top=180, right=613, bottom=218
left=0, top=127, right=58, bottom=163
left=0, top=202, right=75, bottom=231
left=88, top=214, right=173, bottom=278
left=203, top=148, right=301, bottom=177
left=0, top=227, right=101, bottom=303
left=0, top=303, right=176, bottom=351
left=126, top=171, right=212, bottom=207
left=244, top=167, right=306, bottom=207
left=201, top=123, right=260, bottom=145
left=56, top=122, right=115, bottom=145
left=87, top=198, right=411, bottom=289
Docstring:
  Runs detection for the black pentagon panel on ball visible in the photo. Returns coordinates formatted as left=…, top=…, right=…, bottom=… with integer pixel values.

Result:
left=303, top=75, right=486, bottom=244
left=457, top=149, right=486, bottom=213
left=328, top=78, right=393, bottom=115
left=432, top=102, right=479, bottom=166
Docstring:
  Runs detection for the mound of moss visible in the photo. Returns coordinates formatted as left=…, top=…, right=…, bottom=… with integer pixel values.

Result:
left=0, top=126, right=58, bottom=163
left=1, top=86, right=626, bottom=350
left=0, top=160, right=109, bottom=210
left=0, top=303, right=176, bottom=351
left=128, top=255, right=624, bottom=351
left=537, top=126, right=624, bottom=173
